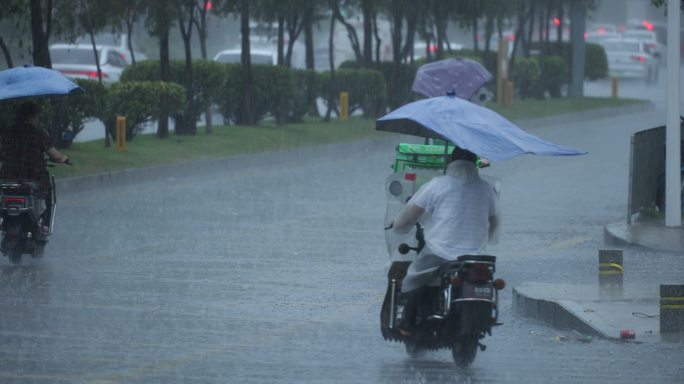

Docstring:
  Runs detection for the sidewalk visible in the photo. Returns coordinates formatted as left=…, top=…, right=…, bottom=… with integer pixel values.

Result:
left=513, top=282, right=683, bottom=343
left=514, top=222, right=684, bottom=343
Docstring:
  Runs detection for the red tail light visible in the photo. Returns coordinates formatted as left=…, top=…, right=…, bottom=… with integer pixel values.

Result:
left=450, top=275, right=463, bottom=287
left=467, top=263, right=492, bottom=283
left=404, top=173, right=416, bottom=181
left=59, top=69, right=109, bottom=78
left=631, top=55, right=646, bottom=62
left=3, top=196, right=26, bottom=210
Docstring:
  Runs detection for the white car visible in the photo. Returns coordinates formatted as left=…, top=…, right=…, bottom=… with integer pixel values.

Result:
left=586, top=31, right=621, bottom=45
left=602, top=38, right=659, bottom=83
left=74, top=33, right=148, bottom=65
left=213, top=48, right=277, bottom=65
left=50, top=44, right=127, bottom=82
left=621, top=29, right=665, bottom=64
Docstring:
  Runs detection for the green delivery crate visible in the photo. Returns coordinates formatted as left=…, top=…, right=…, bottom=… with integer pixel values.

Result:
left=393, top=143, right=454, bottom=172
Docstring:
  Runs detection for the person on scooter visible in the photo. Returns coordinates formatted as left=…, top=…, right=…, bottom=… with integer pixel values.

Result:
left=0, top=101, right=68, bottom=234
left=392, top=146, right=500, bottom=337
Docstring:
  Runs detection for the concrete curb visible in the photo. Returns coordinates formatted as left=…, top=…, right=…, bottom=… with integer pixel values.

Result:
left=55, top=135, right=404, bottom=195
left=604, top=221, right=684, bottom=253
left=56, top=102, right=656, bottom=194
left=514, top=101, right=656, bottom=130
left=513, top=287, right=616, bottom=339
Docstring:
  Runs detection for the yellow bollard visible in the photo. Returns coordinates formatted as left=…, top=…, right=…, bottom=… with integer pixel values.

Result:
left=505, top=81, right=514, bottom=107
left=339, top=92, right=349, bottom=121
left=116, top=116, right=127, bottom=151
left=611, top=77, right=618, bottom=98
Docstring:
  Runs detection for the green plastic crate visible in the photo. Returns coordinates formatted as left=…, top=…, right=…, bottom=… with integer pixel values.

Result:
left=393, top=143, right=453, bottom=172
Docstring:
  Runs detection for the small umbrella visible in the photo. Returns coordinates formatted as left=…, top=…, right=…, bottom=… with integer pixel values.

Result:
left=0, top=66, right=84, bottom=102
left=411, top=58, right=493, bottom=100
left=376, top=95, right=586, bottom=162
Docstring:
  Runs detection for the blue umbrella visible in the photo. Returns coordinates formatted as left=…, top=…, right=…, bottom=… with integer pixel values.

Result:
left=0, top=66, right=84, bottom=101
left=376, top=95, right=586, bottom=162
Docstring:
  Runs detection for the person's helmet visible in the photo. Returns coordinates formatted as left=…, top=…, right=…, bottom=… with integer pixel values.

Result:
left=450, top=146, right=477, bottom=163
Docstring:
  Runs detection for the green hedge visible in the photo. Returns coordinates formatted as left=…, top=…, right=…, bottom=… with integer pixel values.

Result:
left=531, top=42, right=608, bottom=81
left=340, top=60, right=417, bottom=110
left=218, top=64, right=294, bottom=124
left=539, top=55, right=568, bottom=98
left=290, top=69, right=320, bottom=122
left=319, top=69, right=386, bottom=118
left=511, top=57, right=540, bottom=99
left=121, top=60, right=225, bottom=130
left=107, top=81, right=186, bottom=140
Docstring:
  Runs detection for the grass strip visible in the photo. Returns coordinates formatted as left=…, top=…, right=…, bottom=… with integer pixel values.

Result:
left=51, top=97, right=648, bottom=179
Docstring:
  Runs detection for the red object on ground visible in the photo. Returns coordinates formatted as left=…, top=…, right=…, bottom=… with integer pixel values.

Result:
left=620, top=329, right=636, bottom=339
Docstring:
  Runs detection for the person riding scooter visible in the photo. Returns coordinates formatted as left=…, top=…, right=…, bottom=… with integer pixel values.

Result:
left=391, top=146, right=500, bottom=336
left=0, top=101, right=68, bottom=234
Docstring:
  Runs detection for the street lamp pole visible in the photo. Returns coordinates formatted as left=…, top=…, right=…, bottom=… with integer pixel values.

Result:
left=666, top=0, right=682, bottom=227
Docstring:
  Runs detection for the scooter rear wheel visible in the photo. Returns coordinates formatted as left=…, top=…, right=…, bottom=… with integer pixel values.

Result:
left=451, top=335, right=478, bottom=367
left=404, top=340, right=426, bottom=358
left=8, top=250, right=22, bottom=265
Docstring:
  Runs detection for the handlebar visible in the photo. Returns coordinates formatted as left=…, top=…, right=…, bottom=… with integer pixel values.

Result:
left=398, top=223, right=426, bottom=255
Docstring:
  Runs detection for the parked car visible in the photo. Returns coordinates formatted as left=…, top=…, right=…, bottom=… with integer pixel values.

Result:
left=74, top=33, right=147, bottom=64
left=213, top=48, right=277, bottom=65
left=49, top=44, right=127, bottom=82
left=621, top=29, right=666, bottom=65
left=602, top=38, right=659, bottom=83
left=586, top=31, right=621, bottom=45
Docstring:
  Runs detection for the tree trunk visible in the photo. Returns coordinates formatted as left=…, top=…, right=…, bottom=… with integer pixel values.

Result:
left=0, top=36, right=14, bottom=68
left=194, top=1, right=212, bottom=134
left=556, top=0, right=564, bottom=43
left=484, top=13, right=494, bottom=53
left=525, top=0, right=536, bottom=57
left=277, top=16, right=285, bottom=66
left=158, top=28, right=170, bottom=139
left=304, top=4, right=315, bottom=70
left=324, top=6, right=336, bottom=122
left=390, top=1, right=403, bottom=64
left=30, top=0, right=52, bottom=68
left=472, top=17, right=479, bottom=52
left=285, top=16, right=303, bottom=68
left=125, top=6, right=137, bottom=66
left=303, top=3, right=318, bottom=117
left=362, top=0, right=373, bottom=66
left=179, top=9, right=196, bottom=135
left=372, top=11, right=382, bottom=63
left=240, top=0, right=254, bottom=125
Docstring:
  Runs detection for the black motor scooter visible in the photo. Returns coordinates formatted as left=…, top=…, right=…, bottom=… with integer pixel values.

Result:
left=380, top=224, right=505, bottom=367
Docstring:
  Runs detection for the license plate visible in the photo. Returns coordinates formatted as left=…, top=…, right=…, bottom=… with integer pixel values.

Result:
left=462, top=283, right=494, bottom=299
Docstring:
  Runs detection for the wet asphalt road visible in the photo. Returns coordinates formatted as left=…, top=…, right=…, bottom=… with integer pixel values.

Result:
left=1, top=108, right=684, bottom=383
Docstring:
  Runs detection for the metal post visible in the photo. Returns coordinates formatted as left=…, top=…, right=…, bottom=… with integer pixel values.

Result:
left=569, top=0, right=586, bottom=98
left=666, top=0, right=682, bottom=227
left=660, top=284, right=684, bottom=333
left=116, top=116, right=127, bottom=151
left=497, top=39, right=509, bottom=106
left=599, top=249, right=623, bottom=298
left=611, top=77, right=618, bottom=98
left=339, top=92, right=349, bottom=121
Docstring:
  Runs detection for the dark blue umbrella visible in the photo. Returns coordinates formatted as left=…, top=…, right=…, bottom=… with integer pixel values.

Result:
left=0, top=66, right=84, bottom=101
left=376, top=95, right=586, bottom=162
left=411, top=58, right=493, bottom=100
